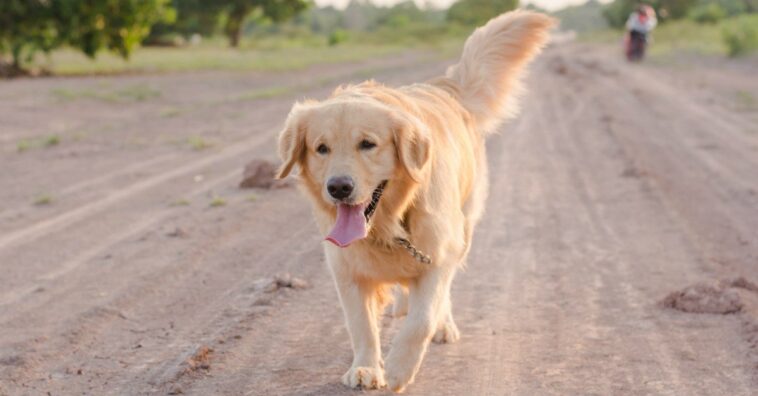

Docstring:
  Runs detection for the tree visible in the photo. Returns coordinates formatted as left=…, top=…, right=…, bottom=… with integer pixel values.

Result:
left=602, top=0, right=701, bottom=28
left=149, top=0, right=224, bottom=40
left=222, top=0, right=309, bottom=47
left=0, top=0, right=173, bottom=73
left=0, top=1, right=61, bottom=72
left=56, top=0, right=176, bottom=58
left=447, top=0, right=518, bottom=26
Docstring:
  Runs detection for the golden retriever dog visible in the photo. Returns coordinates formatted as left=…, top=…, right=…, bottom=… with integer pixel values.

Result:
left=277, top=10, right=554, bottom=392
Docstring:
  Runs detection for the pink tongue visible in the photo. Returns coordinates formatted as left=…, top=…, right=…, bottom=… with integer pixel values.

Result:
left=326, top=204, right=368, bottom=247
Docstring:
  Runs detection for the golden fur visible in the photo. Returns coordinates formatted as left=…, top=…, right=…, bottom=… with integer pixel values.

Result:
left=277, top=10, right=555, bottom=392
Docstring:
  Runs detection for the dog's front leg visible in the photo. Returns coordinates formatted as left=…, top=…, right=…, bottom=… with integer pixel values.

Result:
left=385, top=266, right=455, bottom=392
left=327, top=250, right=386, bottom=389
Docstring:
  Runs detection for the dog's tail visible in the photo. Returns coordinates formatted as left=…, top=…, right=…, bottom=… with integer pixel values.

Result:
left=444, top=11, right=556, bottom=134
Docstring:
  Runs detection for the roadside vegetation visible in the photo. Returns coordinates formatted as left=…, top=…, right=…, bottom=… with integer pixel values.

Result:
left=17, top=135, right=62, bottom=152
left=570, top=0, right=758, bottom=58
left=1, top=0, right=521, bottom=77
left=5, top=0, right=755, bottom=78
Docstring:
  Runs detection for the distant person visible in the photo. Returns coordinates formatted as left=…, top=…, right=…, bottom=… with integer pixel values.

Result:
left=624, top=5, right=657, bottom=61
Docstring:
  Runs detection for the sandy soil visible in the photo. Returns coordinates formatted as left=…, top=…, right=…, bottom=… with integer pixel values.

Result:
left=1, top=43, right=757, bottom=396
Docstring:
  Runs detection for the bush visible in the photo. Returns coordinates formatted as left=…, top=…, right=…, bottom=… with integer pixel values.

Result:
left=722, top=15, right=758, bottom=56
left=328, top=29, right=349, bottom=46
left=0, top=0, right=174, bottom=72
left=447, top=0, right=518, bottom=26
left=689, top=3, right=726, bottom=23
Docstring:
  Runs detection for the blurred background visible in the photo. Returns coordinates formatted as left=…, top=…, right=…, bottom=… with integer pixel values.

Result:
left=1, top=0, right=756, bottom=76
left=2, top=1, right=758, bottom=395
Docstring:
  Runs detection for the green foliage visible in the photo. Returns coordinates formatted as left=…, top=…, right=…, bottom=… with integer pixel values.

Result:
left=0, top=1, right=63, bottom=70
left=602, top=0, right=636, bottom=28
left=51, top=84, right=160, bottom=102
left=17, top=140, right=31, bottom=152
left=154, top=0, right=309, bottom=47
left=689, top=3, right=726, bottom=23
left=722, top=14, right=758, bottom=56
left=447, top=0, right=518, bottom=26
left=187, top=136, right=212, bottom=150
left=210, top=196, right=227, bottom=207
left=660, top=0, right=700, bottom=19
left=34, top=42, right=403, bottom=75
left=552, top=0, right=608, bottom=33
left=0, top=0, right=174, bottom=71
left=44, top=135, right=61, bottom=147
left=16, top=134, right=62, bottom=152
left=602, top=0, right=700, bottom=28
left=328, top=29, right=348, bottom=46
left=59, top=0, right=175, bottom=59
left=34, top=194, right=53, bottom=206
left=586, top=12, right=758, bottom=58
left=150, top=0, right=224, bottom=39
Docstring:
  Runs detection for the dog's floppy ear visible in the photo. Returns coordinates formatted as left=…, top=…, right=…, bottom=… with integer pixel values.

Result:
left=277, top=102, right=315, bottom=179
left=392, top=112, right=431, bottom=183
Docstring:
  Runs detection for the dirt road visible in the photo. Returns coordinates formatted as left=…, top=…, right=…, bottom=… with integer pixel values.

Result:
left=1, top=43, right=757, bottom=395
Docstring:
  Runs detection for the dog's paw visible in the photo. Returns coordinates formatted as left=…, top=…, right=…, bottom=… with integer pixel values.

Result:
left=432, top=319, right=460, bottom=344
left=384, top=364, right=415, bottom=393
left=341, top=366, right=386, bottom=390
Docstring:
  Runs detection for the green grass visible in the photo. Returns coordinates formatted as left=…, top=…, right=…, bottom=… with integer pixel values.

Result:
left=51, top=84, right=160, bottom=103
left=722, top=14, right=758, bottom=57
left=171, top=198, right=191, bottom=206
left=209, top=197, right=226, bottom=207
left=44, top=135, right=60, bottom=147
left=187, top=136, right=212, bottom=150
left=17, top=140, right=31, bottom=152
left=160, top=107, right=182, bottom=118
left=735, top=90, right=757, bottom=110
left=237, top=86, right=294, bottom=101
left=34, top=194, right=53, bottom=206
left=33, top=40, right=406, bottom=76
left=17, top=135, right=61, bottom=152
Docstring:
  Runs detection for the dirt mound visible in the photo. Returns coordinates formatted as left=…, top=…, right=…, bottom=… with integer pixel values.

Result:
left=662, top=278, right=758, bottom=314
left=239, top=159, right=292, bottom=189
left=253, top=273, right=309, bottom=293
left=185, top=345, right=213, bottom=373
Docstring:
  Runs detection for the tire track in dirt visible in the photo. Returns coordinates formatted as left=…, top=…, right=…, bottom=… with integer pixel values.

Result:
left=0, top=55, right=433, bottom=236
left=3, top=45, right=757, bottom=395
left=0, top=56, right=445, bottom=251
left=538, top=65, right=693, bottom=393
left=590, top=58, right=758, bottom=272
left=0, top=57, right=442, bottom=285
left=557, top=49, right=757, bottom=391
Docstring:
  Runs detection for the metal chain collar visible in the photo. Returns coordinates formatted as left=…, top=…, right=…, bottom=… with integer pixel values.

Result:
left=394, top=237, right=432, bottom=265
left=364, top=180, right=432, bottom=265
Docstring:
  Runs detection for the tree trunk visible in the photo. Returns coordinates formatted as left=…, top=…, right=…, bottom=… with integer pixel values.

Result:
left=226, top=6, right=248, bottom=48
left=229, top=25, right=242, bottom=48
left=11, top=43, right=22, bottom=71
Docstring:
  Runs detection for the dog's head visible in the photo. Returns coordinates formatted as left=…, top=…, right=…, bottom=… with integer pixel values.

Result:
left=276, top=94, right=430, bottom=247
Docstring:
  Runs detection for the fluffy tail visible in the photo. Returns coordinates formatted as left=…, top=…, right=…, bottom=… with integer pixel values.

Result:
left=445, top=10, right=556, bottom=134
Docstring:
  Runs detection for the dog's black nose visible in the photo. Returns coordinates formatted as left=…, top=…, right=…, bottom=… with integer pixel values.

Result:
left=327, top=176, right=354, bottom=200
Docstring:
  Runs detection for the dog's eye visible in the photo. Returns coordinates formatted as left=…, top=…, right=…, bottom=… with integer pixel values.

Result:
left=316, top=144, right=330, bottom=155
left=359, top=140, right=376, bottom=150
